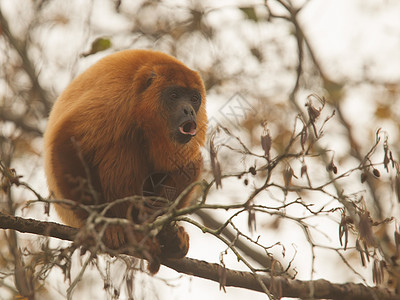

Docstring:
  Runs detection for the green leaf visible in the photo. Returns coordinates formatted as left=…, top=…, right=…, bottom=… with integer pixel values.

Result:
left=82, top=37, right=112, bottom=57
left=239, top=7, right=258, bottom=22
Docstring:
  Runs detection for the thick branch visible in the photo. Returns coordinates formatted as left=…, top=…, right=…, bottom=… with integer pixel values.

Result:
left=164, top=258, right=398, bottom=300
left=0, top=212, right=398, bottom=300
left=0, top=212, right=77, bottom=241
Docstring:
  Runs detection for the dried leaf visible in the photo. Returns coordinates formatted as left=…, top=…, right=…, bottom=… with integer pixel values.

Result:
left=372, top=259, right=378, bottom=284
left=247, top=209, right=256, bottom=234
left=1, top=167, right=22, bottom=193
left=261, top=129, right=272, bottom=160
left=209, top=135, right=222, bottom=188
left=373, top=259, right=383, bottom=285
left=305, top=95, right=326, bottom=137
left=327, top=157, right=338, bottom=174
left=306, top=95, right=325, bottom=119
left=300, top=164, right=307, bottom=178
left=383, top=138, right=390, bottom=172
left=360, top=172, right=367, bottom=183
left=363, top=240, right=370, bottom=262
left=390, top=150, right=395, bottom=168
left=380, top=260, right=386, bottom=283
left=339, top=217, right=349, bottom=250
left=300, top=125, right=308, bottom=151
left=355, top=239, right=362, bottom=252
left=359, top=211, right=376, bottom=247
left=283, top=166, right=294, bottom=188
left=360, top=251, right=366, bottom=267
left=306, top=102, right=320, bottom=123
left=250, top=47, right=263, bottom=62
left=356, top=239, right=366, bottom=267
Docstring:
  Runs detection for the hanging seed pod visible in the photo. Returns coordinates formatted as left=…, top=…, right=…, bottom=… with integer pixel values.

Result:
left=249, top=166, right=256, bottom=175
left=327, top=157, right=338, bottom=174
left=300, top=125, right=308, bottom=151
left=300, top=164, right=307, bottom=178
left=283, top=166, right=294, bottom=188
left=372, top=168, right=381, bottom=178
left=261, top=130, right=272, bottom=160
left=361, top=172, right=368, bottom=183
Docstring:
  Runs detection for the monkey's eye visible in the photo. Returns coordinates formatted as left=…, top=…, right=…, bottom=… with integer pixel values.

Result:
left=169, top=91, right=178, bottom=99
left=191, top=94, right=200, bottom=105
left=146, top=77, right=153, bottom=87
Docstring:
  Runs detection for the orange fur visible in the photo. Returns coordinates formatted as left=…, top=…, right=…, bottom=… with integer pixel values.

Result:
left=44, top=50, right=207, bottom=271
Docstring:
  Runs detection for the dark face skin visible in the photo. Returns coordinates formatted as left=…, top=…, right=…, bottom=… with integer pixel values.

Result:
left=160, top=86, right=202, bottom=144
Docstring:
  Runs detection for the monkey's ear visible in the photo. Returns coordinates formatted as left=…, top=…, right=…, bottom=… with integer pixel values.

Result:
left=134, top=68, right=157, bottom=94
left=145, top=72, right=156, bottom=89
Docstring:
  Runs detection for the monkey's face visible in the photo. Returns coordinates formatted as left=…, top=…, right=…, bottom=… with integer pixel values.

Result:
left=160, top=86, right=202, bottom=144
left=133, top=61, right=207, bottom=149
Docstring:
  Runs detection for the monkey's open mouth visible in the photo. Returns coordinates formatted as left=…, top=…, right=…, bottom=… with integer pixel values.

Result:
left=179, top=121, right=197, bottom=136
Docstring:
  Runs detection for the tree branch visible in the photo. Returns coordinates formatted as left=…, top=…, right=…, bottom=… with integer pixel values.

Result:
left=0, top=212, right=398, bottom=300
left=0, top=7, right=52, bottom=115
left=0, top=109, right=43, bottom=137
left=194, top=210, right=282, bottom=271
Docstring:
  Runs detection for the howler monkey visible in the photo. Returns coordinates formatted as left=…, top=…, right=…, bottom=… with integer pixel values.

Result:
left=44, top=49, right=207, bottom=272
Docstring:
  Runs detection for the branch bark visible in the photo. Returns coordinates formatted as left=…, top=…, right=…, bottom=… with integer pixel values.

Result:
left=0, top=212, right=398, bottom=300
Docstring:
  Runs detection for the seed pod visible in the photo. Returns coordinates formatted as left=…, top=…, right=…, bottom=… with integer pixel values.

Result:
left=283, top=166, right=294, bottom=188
left=383, top=137, right=390, bottom=172
left=306, top=101, right=320, bottom=123
left=332, top=165, right=338, bottom=174
left=209, top=135, right=222, bottom=188
left=372, top=169, right=380, bottom=177
left=327, top=157, right=338, bottom=174
left=300, top=165, right=307, bottom=178
left=261, top=127, right=272, bottom=160
left=300, top=125, right=308, bottom=151
left=249, top=166, right=256, bottom=175
left=361, top=172, right=367, bottom=183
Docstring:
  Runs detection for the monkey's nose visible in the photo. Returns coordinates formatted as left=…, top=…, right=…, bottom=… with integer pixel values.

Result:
left=182, top=105, right=195, bottom=117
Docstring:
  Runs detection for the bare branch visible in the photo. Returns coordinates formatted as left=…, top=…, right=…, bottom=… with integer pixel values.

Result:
left=0, top=110, right=43, bottom=137
left=0, top=7, right=52, bottom=115
left=0, top=212, right=398, bottom=300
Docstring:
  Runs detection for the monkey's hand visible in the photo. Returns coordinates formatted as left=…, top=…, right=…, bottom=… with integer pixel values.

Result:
left=157, top=223, right=189, bottom=259
left=103, top=224, right=127, bottom=249
left=101, top=224, right=163, bottom=273
left=98, top=223, right=189, bottom=273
